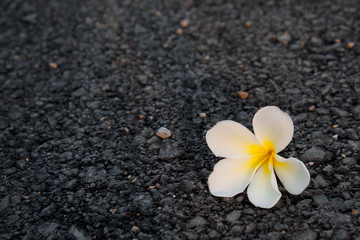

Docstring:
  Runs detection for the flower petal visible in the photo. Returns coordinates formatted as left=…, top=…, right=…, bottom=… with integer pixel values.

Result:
left=274, top=155, right=310, bottom=195
left=252, top=106, right=294, bottom=153
left=206, top=120, right=260, bottom=159
left=247, top=160, right=281, bottom=208
left=208, top=157, right=257, bottom=197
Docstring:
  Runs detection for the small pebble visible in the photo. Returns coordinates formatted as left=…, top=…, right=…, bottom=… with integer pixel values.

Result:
left=139, top=115, right=145, bottom=119
left=308, top=105, right=315, bottom=111
left=131, top=226, right=140, bottom=233
left=180, top=19, right=189, bottom=28
left=156, top=127, right=171, bottom=139
left=49, top=63, right=58, bottom=69
left=199, top=112, right=206, bottom=118
left=237, top=91, right=249, bottom=99
left=277, top=32, right=291, bottom=43
left=109, top=208, right=117, bottom=214
left=244, top=21, right=252, bottom=28
left=347, top=42, right=355, bottom=49
left=137, top=75, right=148, bottom=84
left=36, top=101, right=44, bottom=106
left=351, top=209, right=359, bottom=215
left=335, top=39, right=341, bottom=43
left=176, top=28, right=183, bottom=35
left=121, top=58, right=129, bottom=65
left=333, top=124, right=339, bottom=128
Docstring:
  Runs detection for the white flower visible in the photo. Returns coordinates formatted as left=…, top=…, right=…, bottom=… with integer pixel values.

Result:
left=206, top=106, right=310, bottom=209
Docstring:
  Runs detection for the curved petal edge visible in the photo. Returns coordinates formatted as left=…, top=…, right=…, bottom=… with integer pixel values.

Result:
left=206, top=120, right=259, bottom=159
left=247, top=162, right=282, bottom=209
left=252, top=106, right=294, bottom=153
left=274, top=156, right=310, bottom=195
left=208, top=158, right=256, bottom=197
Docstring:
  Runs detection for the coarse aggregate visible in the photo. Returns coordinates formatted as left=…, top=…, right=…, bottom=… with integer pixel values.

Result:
left=0, top=0, right=360, bottom=239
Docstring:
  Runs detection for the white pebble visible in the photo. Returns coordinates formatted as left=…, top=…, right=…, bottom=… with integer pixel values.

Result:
left=156, top=127, right=172, bottom=139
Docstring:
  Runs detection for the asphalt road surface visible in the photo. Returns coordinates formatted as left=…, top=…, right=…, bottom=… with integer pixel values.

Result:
left=1, top=0, right=359, bottom=239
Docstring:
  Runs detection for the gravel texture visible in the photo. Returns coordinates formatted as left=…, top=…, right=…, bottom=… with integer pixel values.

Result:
left=1, top=0, right=360, bottom=239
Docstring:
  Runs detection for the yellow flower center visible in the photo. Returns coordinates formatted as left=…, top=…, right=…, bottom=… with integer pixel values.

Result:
left=249, top=141, right=277, bottom=171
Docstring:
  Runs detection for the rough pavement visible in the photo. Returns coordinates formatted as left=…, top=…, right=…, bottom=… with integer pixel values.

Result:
left=1, top=0, right=359, bottom=239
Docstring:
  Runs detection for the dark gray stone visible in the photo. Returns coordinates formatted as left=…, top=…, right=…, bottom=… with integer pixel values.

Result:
left=296, top=199, right=312, bottom=209
left=0, top=195, right=10, bottom=212
left=133, top=193, right=154, bottom=215
left=37, top=222, right=58, bottom=236
left=226, top=210, right=241, bottom=223
left=182, top=180, right=196, bottom=193
left=69, top=226, right=91, bottom=240
left=40, top=204, right=56, bottom=217
left=36, top=167, right=50, bottom=180
left=1, top=0, right=360, bottom=239
left=348, top=141, right=359, bottom=151
left=342, top=157, right=356, bottom=165
left=15, top=160, right=26, bottom=169
left=301, top=147, right=328, bottom=162
left=331, top=108, right=350, bottom=117
left=138, top=75, right=148, bottom=84
left=293, top=113, right=308, bottom=123
left=312, top=194, right=328, bottom=206
left=65, top=179, right=78, bottom=189
left=330, top=213, right=351, bottom=225
left=8, top=215, right=20, bottom=223
left=187, top=216, right=207, bottom=229
left=332, top=229, right=349, bottom=240
left=314, top=175, right=329, bottom=188
left=293, top=230, right=318, bottom=240
left=0, top=117, right=9, bottom=129
left=2, top=159, right=14, bottom=168
left=158, top=141, right=184, bottom=159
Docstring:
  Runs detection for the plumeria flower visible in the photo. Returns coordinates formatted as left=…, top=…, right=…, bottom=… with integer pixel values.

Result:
left=206, top=106, right=310, bottom=208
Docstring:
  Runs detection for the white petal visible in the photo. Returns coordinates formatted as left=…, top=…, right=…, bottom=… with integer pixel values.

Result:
left=208, top=158, right=257, bottom=197
left=252, top=106, right=294, bottom=153
left=274, top=155, right=310, bottom=195
left=247, top=160, right=281, bottom=208
left=206, top=120, right=260, bottom=159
